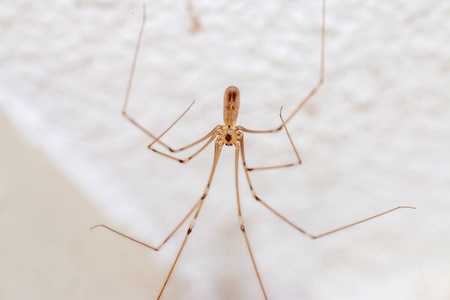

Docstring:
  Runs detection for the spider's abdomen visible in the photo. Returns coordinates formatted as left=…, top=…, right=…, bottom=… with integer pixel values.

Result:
left=223, top=86, right=240, bottom=126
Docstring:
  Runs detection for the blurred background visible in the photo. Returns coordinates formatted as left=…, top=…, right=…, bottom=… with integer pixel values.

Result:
left=1, top=0, right=449, bottom=299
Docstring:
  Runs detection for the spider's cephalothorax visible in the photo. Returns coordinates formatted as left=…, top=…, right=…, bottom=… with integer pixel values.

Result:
left=218, top=125, right=241, bottom=146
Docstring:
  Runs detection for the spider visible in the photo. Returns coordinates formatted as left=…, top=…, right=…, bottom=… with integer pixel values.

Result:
left=92, top=1, right=414, bottom=299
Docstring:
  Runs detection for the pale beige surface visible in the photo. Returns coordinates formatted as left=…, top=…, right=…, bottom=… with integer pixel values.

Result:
left=0, top=113, right=178, bottom=300
left=1, top=1, right=450, bottom=300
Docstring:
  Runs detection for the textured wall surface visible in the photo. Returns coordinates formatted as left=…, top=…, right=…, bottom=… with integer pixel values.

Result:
left=1, top=0, right=449, bottom=299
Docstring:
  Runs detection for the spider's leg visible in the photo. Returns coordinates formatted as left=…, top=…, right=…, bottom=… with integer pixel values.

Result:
left=90, top=200, right=200, bottom=251
left=123, top=4, right=196, bottom=152
left=282, top=0, right=326, bottom=126
left=245, top=107, right=302, bottom=172
left=238, top=0, right=326, bottom=133
left=157, top=141, right=223, bottom=299
left=148, top=128, right=219, bottom=163
left=239, top=138, right=415, bottom=239
left=235, top=137, right=268, bottom=299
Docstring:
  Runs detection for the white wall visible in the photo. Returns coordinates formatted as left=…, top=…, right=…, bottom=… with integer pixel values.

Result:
left=1, top=0, right=449, bottom=299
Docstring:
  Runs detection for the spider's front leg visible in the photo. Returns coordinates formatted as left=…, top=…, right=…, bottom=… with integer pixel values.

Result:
left=122, top=4, right=207, bottom=154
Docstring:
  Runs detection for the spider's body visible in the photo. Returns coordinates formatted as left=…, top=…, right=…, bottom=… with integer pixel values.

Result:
left=219, top=86, right=242, bottom=146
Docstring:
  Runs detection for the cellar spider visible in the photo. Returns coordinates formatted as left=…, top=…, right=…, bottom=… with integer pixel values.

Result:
left=92, top=1, right=415, bottom=299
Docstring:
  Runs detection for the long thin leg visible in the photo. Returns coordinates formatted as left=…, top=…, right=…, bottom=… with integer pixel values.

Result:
left=150, top=125, right=221, bottom=153
left=246, top=107, right=302, bottom=172
left=259, top=203, right=415, bottom=239
left=282, top=0, right=326, bottom=126
left=149, top=129, right=219, bottom=163
left=157, top=141, right=223, bottom=299
left=90, top=201, right=200, bottom=251
left=237, top=0, right=326, bottom=134
left=240, top=138, right=415, bottom=239
left=123, top=4, right=194, bottom=152
left=235, top=139, right=268, bottom=300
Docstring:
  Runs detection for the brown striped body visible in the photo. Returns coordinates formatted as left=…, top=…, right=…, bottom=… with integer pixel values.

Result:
left=223, top=86, right=240, bottom=126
